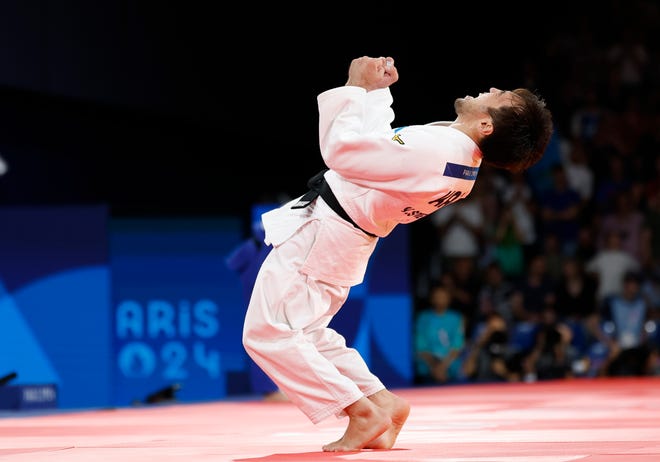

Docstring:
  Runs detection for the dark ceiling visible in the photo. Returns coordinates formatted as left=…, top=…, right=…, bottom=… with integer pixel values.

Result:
left=0, top=1, right=653, bottom=219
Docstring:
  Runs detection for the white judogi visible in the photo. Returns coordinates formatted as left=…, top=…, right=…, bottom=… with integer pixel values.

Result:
left=243, top=85, right=482, bottom=423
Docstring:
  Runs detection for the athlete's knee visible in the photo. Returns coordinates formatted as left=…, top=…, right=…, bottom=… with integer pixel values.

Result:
left=242, top=325, right=261, bottom=357
left=242, top=327, right=253, bottom=352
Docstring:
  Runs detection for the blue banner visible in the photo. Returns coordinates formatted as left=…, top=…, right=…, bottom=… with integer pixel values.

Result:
left=0, top=206, right=412, bottom=411
left=109, top=217, right=246, bottom=406
left=0, top=205, right=110, bottom=409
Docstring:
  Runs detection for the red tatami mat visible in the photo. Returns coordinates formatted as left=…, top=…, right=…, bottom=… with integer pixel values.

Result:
left=1, top=377, right=659, bottom=461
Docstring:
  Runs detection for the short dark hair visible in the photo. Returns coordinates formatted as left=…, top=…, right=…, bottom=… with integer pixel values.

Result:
left=479, top=88, right=553, bottom=173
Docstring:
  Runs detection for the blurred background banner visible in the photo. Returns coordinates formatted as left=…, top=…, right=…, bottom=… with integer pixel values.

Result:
left=0, top=206, right=413, bottom=410
left=0, top=205, right=110, bottom=409
left=109, top=217, right=414, bottom=405
left=109, top=217, right=247, bottom=406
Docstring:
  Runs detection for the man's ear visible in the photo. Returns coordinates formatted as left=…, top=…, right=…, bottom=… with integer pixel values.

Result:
left=479, top=117, right=494, bottom=136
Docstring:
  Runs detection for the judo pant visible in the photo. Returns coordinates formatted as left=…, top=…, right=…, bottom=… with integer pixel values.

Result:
left=242, top=219, right=385, bottom=424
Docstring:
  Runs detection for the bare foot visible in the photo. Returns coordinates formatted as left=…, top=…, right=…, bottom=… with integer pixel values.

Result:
left=364, top=389, right=410, bottom=450
left=322, top=397, right=391, bottom=452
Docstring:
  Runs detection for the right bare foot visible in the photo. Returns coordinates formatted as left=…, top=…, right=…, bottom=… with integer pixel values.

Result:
left=322, top=397, right=391, bottom=452
left=364, top=390, right=411, bottom=450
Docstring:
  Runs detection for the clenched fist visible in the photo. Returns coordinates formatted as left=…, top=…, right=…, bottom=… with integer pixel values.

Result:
left=345, top=56, right=399, bottom=92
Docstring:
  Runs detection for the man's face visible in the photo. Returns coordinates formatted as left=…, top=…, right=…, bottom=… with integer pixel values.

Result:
left=454, top=88, right=516, bottom=116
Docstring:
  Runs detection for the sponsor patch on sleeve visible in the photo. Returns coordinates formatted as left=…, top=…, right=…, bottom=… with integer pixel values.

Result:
left=443, top=162, right=479, bottom=180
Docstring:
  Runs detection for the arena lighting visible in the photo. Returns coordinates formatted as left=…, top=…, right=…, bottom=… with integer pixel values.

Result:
left=144, top=383, right=181, bottom=404
left=0, top=371, right=18, bottom=386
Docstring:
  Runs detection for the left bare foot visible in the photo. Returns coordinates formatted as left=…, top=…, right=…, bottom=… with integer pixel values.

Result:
left=322, top=397, right=390, bottom=452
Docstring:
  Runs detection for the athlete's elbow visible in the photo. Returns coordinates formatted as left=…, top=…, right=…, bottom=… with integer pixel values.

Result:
left=321, top=142, right=359, bottom=170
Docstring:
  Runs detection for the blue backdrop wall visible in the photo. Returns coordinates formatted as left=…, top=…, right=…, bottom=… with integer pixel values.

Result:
left=0, top=206, right=412, bottom=410
left=0, top=205, right=111, bottom=409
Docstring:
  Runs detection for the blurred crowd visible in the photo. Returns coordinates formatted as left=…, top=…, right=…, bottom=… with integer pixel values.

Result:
left=413, top=0, right=660, bottom=385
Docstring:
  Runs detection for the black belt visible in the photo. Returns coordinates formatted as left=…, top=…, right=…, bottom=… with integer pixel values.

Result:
left=291, top=169, right=377, bottom=238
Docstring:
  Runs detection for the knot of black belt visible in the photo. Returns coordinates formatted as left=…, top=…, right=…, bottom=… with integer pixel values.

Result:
left=291, top=169, right=377, bottom=238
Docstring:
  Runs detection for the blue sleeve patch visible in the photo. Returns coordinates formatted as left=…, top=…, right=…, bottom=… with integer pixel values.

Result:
left=443, top=162, right=479, bottom=180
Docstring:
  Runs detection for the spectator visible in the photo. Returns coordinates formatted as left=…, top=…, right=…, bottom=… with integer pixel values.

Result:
left=593, top=153, right=633, bottom=214
left=440, top=257, right=482, bottom=339
left=538, top=164, right=583, bottom=256
left=429, top=178, right=489, bottom=269
left=597, top=189, right=645, bottom=263
left=540, top=232, right=567, bottom=285
left=511, top=253, right=556, bottom=324
left=498, top=171, right=539, bottom=265
left=523, top=306, right=578, bottom=381
left=413, top=284, right=466, bottom=385
left=586, top=229, right=641, bottom=305
left=573, top=222, right=598, bottom=265
left=599, top=272, right=657, bottom=377
left=476, top=262, right=515, bottom=328
left=553, top=256, right=603, bottom=354
left=493, top=193, right=526, bottom=279
left=569, top=88, right=605, bottom=146
left=561, top=138, right=595, bottom=216
left=492, top=204, right=526, bottom=281
left=462, top=312, right=523, bottom=383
